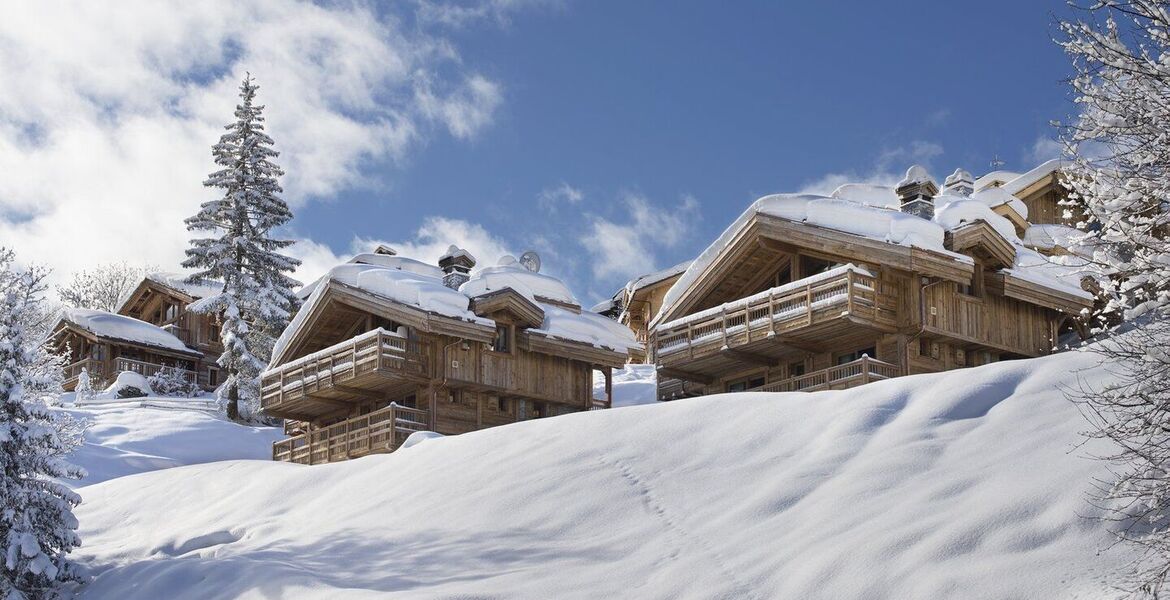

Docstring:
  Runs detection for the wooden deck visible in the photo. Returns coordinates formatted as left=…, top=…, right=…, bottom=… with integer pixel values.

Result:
left=272, top=403, right=431, bottom=464
left=658, top=355, right=900, bottom=400
left=651, top=269, right=896, bottom=376
left=260, top=329, right=430, bottom=419
left=747, top=355, right=900, bottom=392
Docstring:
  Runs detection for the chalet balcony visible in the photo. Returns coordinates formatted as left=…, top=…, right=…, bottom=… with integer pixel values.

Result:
left=659, top=355, right=901, bottom=400
left=272, top=403, right=431, bottom=464
left=114, top=357, right=197, bottom=382
left=63, top=357, right=196, bottom=390
left=260, top=329, right=430, bottom=419
left=651, top=266, right=896, bottom=379
left=747, top=355, right=900, bottom=392
left=64, top=358, right=104, bottom=389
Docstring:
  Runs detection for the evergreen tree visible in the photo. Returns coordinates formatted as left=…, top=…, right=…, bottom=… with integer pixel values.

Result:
left=183, top=74, right=301, bottom=421
left=0, top=248, right=84, bottom=598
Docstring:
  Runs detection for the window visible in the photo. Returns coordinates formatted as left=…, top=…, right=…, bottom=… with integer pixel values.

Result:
left=492, top=324, right=513, bottom=353
left=165, top=304, right=178, bottom=322
left=401, top=394, right=417, bottom=409
left=207, top=368, right=218, bottom=387
left=788, top=361, right=806, bottom=377
left=836, top=346, right=876, bottom=365
left=493, top=395, right=509, bottom=413
left=726, top=375, right=766, bottom=393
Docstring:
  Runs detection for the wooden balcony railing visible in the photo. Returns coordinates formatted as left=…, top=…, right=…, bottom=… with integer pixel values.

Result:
left=272, top=403, right=431, bottom=464
left=748, top=356, right=900, bottom=393
left=652, top=266, right=891, bottom=360
left=64, top=358, right=104, bottom=384
left=114, top=357, right=197, bottom=382
left=260, top=329, right=429, bottom=411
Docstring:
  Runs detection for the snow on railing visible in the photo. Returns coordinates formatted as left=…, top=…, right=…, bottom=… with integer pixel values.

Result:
left=652, top=265, right=880, bottom=356
left=260, top=328, right=427, bottom=410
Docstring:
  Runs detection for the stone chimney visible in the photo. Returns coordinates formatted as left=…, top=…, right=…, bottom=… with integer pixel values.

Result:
left=942, top=168, right=975, bottom=197
left=438, top=245, right=476, bottom=290
left=895, top=165, right=939, bottom=220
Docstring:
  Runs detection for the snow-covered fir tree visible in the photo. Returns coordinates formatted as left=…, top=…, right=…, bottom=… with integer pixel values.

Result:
left=1060, top=2, right=1170, bottom=596
left=0, top=248, right=85, bottom=598
left=183, top=74, right=301, bottom=421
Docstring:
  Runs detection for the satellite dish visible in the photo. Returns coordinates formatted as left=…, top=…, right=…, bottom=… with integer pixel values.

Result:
left=519, top=251, right=541, bottom=273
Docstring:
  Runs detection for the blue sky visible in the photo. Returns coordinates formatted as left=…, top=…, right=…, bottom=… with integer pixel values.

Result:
left=296, top=1, right=1079, bottom=302
left=0, top=1, right=1082, bottom=305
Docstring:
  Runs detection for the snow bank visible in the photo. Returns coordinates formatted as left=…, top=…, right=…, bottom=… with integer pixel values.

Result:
left=73, top=347, right=1132, bottom=599
left=61, top=309, right=193, bottom=354
left=54, top=402, right=282, bottom=488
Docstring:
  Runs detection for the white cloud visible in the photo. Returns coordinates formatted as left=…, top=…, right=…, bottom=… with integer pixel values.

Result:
left=799, top=140, right=945, bottom=196
left=291, top=216, right=514, bottom=285
left=0, top=1, right=508, bottom=283
left=580, top=193, right=700, bottom=280
left=537, top=182, right=585, bottom=212
left=415, top=0, right=563, bottom=28
left=1027, top=136, right=1065, bottom=164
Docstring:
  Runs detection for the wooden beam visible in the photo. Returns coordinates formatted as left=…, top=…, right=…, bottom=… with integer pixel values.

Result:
left=657, top=367, right=714, bottom=385
left=721, top=348, right=775, bottom=367
left=302, top=393, right=354, bottom=408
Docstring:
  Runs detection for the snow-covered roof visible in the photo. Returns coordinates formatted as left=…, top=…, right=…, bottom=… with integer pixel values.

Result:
left=974, top=170, right=1023, bottom=191
left=460, top=256, right=578, bottom=306
left=297, top=252, right=445, bottom=300
left=1023, top=223, right=1080, bottom=253
left=831, top=183, right=899, bottom=209
left=652, top=165, right=1092, bottom=326
left=970, top=187, right=1029, bottom=220
left=1000, top=159, right=1067, bottom=196
left=146, top=272, right=222, bottom=300
left=620, top=260, right=693, bottom=297
left=61, top=308, right=196, bottom=355
left=274, top=252, right=639, bottom=363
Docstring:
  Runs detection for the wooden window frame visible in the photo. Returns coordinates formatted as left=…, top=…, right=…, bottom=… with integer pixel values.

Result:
left=725, top=371, right=767, bottom=393
left=490, top=323, right=516, bottom=356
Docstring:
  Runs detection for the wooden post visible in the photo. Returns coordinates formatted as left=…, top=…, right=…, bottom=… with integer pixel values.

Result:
left=846, top=270, right=855, bottom=315
left=721, top=309, right=728, bottom=346
left=861, top=355, right=870, bottom=384
left=605, top=367, right=613, bottom=409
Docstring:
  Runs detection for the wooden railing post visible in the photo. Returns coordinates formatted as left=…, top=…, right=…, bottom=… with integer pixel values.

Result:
left=860, top=355, right=870, bottom=384
left=846, top=269, right=855, bottom=315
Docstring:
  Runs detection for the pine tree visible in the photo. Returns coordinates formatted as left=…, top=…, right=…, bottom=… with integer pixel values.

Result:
left=1060, top=2, right=1170, bottom=596
left=0, top=248, right=85, bottom=598
left=183, top=74, right=301, bottom=421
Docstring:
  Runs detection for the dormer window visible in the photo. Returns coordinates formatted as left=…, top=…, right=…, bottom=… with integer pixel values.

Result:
left=492, top=324, right=513, bottom=354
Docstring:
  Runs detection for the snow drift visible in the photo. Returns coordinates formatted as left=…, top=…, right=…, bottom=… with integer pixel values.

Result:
left=71, top=348, right=1130, bottom=599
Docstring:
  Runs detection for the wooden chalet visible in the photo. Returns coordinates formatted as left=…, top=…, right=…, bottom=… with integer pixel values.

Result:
left=52, top=308, right=206, bottom=391
left=644, top=163, right=1095, bottom=400
left=54, top=273, right=224, bottom=391
left=262, top=248, right=639, bottom=464
left=597, top=261, right=690, bottom=363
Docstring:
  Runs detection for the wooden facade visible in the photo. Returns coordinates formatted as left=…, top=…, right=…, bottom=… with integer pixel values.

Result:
left=647, top=170, right=1094, bottom=401
left=119, top=277, right=224, bottom=389
left=53, top=319, right=205, bottom=392
left=263, top=270, right=629, bottom=464
left=54, top=275, right=224, bottom=392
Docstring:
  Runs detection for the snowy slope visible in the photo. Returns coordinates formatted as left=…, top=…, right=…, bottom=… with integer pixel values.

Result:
left=71, top=349, right=1130, bottom=599
left=57, top=401, right=283, bottom=488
